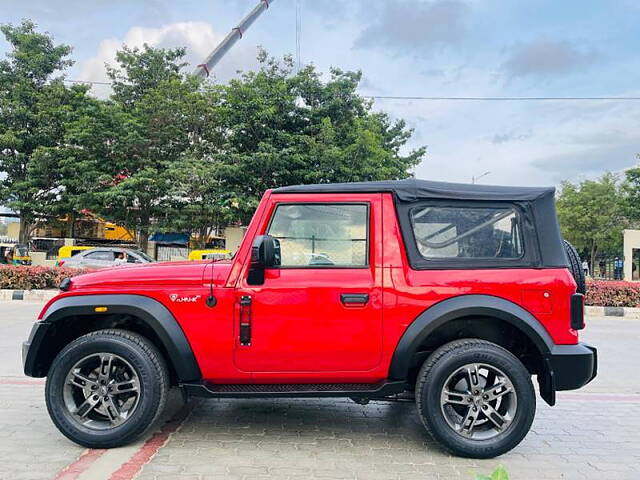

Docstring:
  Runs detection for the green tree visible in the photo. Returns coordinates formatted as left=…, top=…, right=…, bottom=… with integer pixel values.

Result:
left=218, top=52, right=426, bottom=223
left=621, top=156, right=640, bottom=228
left=556, top=173, right=626, bottom=272
left=159, top=156, right=236, bottom=248
left=86, top=44, right=215, bottom=251
left=0, top=20, right=89, bottom=243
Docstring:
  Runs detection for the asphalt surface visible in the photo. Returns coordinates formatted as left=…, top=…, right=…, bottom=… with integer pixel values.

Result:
left=0, top=301, right=638, bottom=479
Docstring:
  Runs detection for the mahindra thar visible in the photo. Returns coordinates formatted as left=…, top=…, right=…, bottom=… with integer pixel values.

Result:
left=22, top=179, right=597, bottom=458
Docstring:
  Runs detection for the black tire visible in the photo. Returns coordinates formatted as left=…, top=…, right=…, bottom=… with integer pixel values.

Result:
left=416, top=339, right=535, bottom=458
left=45, top=329, right=169, bottom=448
left=563, top=239, right=586, bottom=294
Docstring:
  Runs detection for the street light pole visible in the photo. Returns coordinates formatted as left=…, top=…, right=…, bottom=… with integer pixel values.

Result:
left=471, top=171, right=491, bottom=184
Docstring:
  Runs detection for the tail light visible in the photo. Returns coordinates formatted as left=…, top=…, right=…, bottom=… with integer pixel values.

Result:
left=570, top=293, right=585, bottom=330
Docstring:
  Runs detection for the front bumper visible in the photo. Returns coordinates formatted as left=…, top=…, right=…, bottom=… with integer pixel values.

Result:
left=538, top=342, right=597, bottom=405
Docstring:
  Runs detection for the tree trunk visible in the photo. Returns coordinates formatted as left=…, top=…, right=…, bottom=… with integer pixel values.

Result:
left=138, top=228, right=149, bottom=255
left=590, top=242, right=597, bottom=278
left=18, top=213, right=30, bottom=244
left=198, top=227, right=207, bottom=249
left=66, top=212, right=76, bottom=238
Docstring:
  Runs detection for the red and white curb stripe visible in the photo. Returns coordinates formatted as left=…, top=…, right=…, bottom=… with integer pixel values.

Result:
left=52, top=402, right=194, bottom=480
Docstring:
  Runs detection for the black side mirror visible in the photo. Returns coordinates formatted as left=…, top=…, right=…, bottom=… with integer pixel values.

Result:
left=248, top=235, right=280, bottom=285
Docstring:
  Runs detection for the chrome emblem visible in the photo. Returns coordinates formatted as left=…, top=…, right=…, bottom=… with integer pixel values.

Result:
left=169, top=294, right=201, bottom=303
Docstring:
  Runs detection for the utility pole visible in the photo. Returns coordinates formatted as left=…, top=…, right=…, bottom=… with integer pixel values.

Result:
left=193, top=0, right=275, bottom=79
left=471, top=171, right=491, bottom=184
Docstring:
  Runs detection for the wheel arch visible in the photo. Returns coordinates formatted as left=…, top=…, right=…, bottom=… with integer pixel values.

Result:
left=24, top=294, right=201, bottom=383
left=388, top=294, right=554, bottom=385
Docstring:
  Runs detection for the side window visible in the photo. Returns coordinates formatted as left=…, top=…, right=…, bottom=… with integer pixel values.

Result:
left=84, top=251, right=115, bottom=261
left=267, top=203, right=369, bottom=267
left=410, top=205, right=523, bottom=260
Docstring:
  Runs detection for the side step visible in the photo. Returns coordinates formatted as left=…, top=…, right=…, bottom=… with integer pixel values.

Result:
left=181, top=380, right=408, bottom=399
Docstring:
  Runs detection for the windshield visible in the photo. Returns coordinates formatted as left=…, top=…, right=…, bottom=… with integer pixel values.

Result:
left=15, top=246, right=28, bottom=257
left=132, top=250, right=154, bottom=262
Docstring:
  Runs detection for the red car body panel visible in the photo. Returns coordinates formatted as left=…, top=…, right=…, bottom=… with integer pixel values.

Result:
left=38, top=190, right=580, bottom=384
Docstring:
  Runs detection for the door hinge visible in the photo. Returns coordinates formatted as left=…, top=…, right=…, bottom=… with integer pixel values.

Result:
left=239, top=295, right=252, bottom=346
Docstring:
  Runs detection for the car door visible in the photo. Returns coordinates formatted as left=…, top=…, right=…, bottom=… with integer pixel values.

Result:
left=233, top=194, right=383, bottom=376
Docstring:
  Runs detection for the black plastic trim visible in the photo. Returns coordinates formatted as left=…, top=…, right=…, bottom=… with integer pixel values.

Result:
left=388, top=294, right=554, bottom=380
left=340, top=293, right=369, bottom=305
left=181, top=380, right=407, bottom=399
left=23, top=294, right=201, bottom=382
left=548, top=343, right=597, bottom=391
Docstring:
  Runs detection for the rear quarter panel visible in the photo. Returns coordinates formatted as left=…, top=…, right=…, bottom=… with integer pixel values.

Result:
left=379, top=193, right=578, bottom=373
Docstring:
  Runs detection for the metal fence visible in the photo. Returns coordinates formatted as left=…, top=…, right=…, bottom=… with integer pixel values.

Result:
left=591, top=255, right=624, bottom=280
left=156, top=245, right=188, bottom=262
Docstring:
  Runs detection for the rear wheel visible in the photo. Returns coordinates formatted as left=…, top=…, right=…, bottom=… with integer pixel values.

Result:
left=45, top=329, right=169, bottom=448
left=416, top=339, right=535, bottom=458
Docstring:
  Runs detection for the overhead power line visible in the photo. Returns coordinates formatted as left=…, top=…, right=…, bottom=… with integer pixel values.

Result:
left=61, top=79, right=640, bottom=102
left=365, top=95, right=640, bottom=101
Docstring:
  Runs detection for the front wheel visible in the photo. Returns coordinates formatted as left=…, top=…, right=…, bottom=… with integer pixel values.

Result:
left=416, top=339, right=535, bottom=458
left=45, top=329, right=169, bottom=448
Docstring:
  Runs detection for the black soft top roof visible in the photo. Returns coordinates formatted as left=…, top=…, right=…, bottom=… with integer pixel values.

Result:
left=273, top=178, right=554, bottom=203
left=274, top=178, right=567, bottom=268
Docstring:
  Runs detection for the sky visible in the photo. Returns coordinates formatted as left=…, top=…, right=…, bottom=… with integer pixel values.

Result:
left=2, top=0, right=640, bottom=188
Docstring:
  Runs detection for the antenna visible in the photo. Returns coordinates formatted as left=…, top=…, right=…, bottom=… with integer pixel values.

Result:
left=193, top=0, right=276, bottom=78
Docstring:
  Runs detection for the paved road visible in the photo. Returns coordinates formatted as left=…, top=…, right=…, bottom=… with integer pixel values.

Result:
left=0, top=302, right=638, bottom=480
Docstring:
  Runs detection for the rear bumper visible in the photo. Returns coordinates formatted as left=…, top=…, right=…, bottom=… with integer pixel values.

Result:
left=539, top=342, right=597, bottom=405
left=549, top=342, right=597, bottom=391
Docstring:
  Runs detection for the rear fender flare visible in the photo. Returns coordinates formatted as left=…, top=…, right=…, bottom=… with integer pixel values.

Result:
left=388, top=294, right=554, bottom=380
left=33, top=294, right=201, bottom=382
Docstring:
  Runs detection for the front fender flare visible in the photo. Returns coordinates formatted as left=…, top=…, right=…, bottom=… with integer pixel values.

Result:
left=25, top=294, right=201, bottom=382
left=388, top=294, right=554, bottom=380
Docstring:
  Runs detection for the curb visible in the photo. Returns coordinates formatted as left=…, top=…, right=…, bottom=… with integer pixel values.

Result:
left=585, top=305, right=640, bottom=319
left=0, top=289, right=59, bottom=303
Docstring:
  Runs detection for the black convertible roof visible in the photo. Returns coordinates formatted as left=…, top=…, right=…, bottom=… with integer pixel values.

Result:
left=273, top=178, right=555, bottom=203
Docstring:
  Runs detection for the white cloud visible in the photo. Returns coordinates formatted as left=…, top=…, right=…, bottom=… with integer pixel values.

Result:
left=78, top=21, right=260, bottom=96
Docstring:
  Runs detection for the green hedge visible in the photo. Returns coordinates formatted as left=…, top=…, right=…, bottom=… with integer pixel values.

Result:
left=585, top=280, right=640, bottom=307
left=0, top=266, right=87, bottom=290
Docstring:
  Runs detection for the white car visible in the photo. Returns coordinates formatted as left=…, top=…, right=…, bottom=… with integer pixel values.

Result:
left=58, top=247, right=154, bottom=269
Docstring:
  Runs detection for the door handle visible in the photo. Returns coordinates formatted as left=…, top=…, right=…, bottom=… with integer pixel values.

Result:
left=340, top=293, right=369, bottom=305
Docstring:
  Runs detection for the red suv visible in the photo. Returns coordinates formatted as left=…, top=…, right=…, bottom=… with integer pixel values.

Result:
left=23, top=179, right=596, bottom=458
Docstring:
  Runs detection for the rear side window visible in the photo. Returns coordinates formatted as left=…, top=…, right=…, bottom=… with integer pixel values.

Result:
left=267, top=203, right=368, bottom=267
left=410, top=205, right=523, bottom=260
left=84, top=251, right=115, bottom=261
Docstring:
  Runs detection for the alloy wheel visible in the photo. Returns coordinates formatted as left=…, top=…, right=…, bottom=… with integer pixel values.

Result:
left=440, top=362, right=517, bottom=440
left=62, top=353, right=141, bottom=430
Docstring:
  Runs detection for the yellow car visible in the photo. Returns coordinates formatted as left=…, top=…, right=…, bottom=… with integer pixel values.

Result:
left=188, top=249, right=233, bottom=261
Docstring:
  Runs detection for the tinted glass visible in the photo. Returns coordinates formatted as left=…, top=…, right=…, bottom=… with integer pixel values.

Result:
left=267, top=204, right=368, bottom=267
left=410, top=205, right=523, bottom=259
